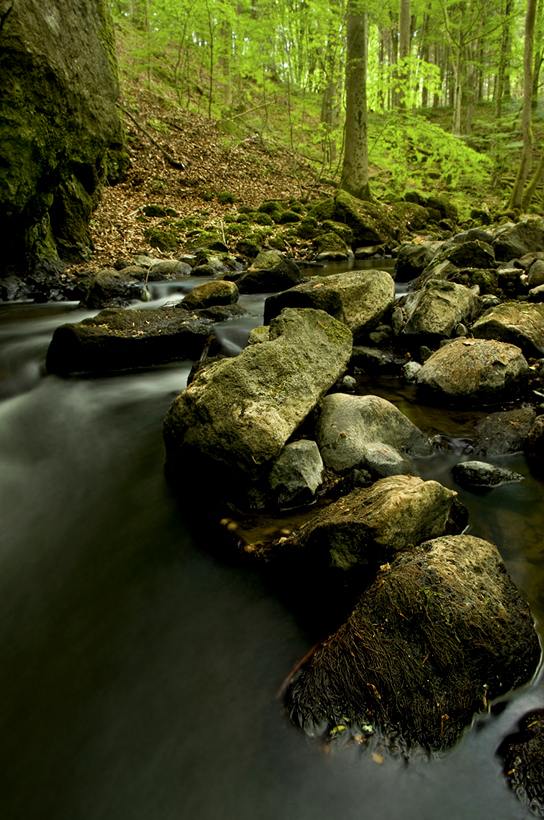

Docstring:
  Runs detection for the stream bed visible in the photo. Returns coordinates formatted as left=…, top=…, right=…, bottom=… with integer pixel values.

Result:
left=1, top=265, right=544, bottom=820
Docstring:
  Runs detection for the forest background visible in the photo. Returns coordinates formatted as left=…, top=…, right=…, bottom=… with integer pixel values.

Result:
left=107, top=0, right=544, bottom=234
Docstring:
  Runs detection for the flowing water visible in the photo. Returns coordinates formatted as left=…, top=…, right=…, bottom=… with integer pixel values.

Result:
left=1, top=264, right=544, bottom=820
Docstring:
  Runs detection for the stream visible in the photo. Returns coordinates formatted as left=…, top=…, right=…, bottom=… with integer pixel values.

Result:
left=1, top=262, right=543, bottom=820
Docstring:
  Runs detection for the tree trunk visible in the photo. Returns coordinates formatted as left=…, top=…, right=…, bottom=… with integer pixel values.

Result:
left=510, top=0, right=538, bottom=209
left=340, top=2, right=371, bottom=201
left=398, top=0, right=411, bottom=108
left=496, top=0, right=513, bottom=118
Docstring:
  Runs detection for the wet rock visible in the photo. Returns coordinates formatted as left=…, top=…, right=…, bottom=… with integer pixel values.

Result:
left=351, top=346, right=405, bottom=375
left=354, top=245, right=386, bottom=260
left=80, top=269, right=147, bottom=309
left=498, top=709, right=544, bottom=816
left=316, top=393, right=433, bottom=477
left=472, top=301, right=544, bottom=358
left=394, top=242, right=441, bottom=281
left=493, top=219, right=544, bottom=262
left=313, top=232, right=352, bottom=261
left=286, top=534, right=540, bottom=751
left=471, top=408, right=536, bottom=456
left=182, top=304, right=247, bottom=322
left=443, top=240, right=496, bottom=269
left=451, top=460, right=523, bottom=490
left=264, top=270, right=395, bottom=342
left=46, top=306, right=214, bottom=376
left=163, top=308, right=353, bottom=480
left=334, top=190, right=399, bottom=246
left=147, top=260, right=192, bottom=279
left=402, top=361, right=422, bottom=381
left=529, top=285, right=544, bottom=303
left=269, top=440, right=324, bottom=507
left=400, top=279, right=480, bottom=345
left=181, top=280, right=239, bottom=310
left=527, top=259, right=544, bottom=288
left=286, top=475, right=459, bottom=572
left=526, top=415, right=544, bottom=474
left=234, top=251, right=303, bottom=293
left=416, top=338, right=530, bottom=406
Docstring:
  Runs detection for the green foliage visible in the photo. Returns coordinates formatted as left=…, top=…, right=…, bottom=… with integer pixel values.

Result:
left=370, top=111, right=492, bottom=192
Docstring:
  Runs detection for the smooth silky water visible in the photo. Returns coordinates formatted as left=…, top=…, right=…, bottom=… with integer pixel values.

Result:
left=0, top=263, right=543, bottom=820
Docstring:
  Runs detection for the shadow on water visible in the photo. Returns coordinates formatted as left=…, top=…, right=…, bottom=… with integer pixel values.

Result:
left=0, top=282, right=542, bottom=820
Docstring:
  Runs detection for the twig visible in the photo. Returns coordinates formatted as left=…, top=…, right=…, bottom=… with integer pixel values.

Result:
left=117, top=103, right=186, bottom=170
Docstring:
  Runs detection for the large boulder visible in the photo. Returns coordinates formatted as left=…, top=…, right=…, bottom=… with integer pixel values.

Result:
left=416, top=338, right=530, bottom=405
left=46, top=306, right=214, bottom=375
left=0, top=0, right=126, bottom=277
left=493, top=219, right=544, bottom=262
left=284, top=475, right=459, bottom=572
left=286, top=534, right=540, bottom=751
left=472, top=301, right=544, bottom=358
left=181, top=280, right=239, bottom=310
left=451, top=460, right=523, bottom=490
left=334, top=190, right=400, bottom=246
left=316, top=393, right=433, bottom=476
left=264, top=270, right=395, bottom=342
left=471, top=407, right=536, bottom=456
left=400, top=279, right=480, bottom=345
left=234, top=251, right=303, bottom=293
left=80, top=269, right=147, bottom=308
left=395, top=241, right=441, bottom=281
left=163, top=308, right=353, bottom=479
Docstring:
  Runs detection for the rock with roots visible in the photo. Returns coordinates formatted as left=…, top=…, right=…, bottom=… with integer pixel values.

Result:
left=285, top=534, right=540, bottom=752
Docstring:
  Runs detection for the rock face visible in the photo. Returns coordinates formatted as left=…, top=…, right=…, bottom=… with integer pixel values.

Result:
left=163, top=308, right=353, bottom=479
left=400, top=279, right=480, bottom=344
left=416, top=338, right=530, bottom=405
left=264, top=270, right=395, bottom=341
left=0, top=0, right=126, bottom=277
left=472, top=301, right=544, bottom=358
left=46, top=306, right=213, bottom=375
left=316, top=393, right=433, bottom=476
left=493, top=219, right=544, bottom=262
left=291, top=475, right=458, bottom=572
left=286, top=534, right=540, bottom=751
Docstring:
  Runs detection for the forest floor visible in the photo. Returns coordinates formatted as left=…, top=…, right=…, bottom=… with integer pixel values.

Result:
left=86, top=77, right=332, bottom=274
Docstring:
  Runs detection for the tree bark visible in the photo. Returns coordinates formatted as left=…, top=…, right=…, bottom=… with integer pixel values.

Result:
left=398, top=0, right=411, bottom=108
left=510, top=0, right=538, bottom=209
left=340, top=1, right=371, bottom=200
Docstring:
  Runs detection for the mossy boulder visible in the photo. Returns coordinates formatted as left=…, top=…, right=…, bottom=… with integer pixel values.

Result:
left=472, top=301, right=544, bottom=358
left=313, top=232, right=351, bottom=260
left=46, top=306, right=214, bottom=375
left=294, top=216, right=320, bottom=240
left=322, top=220, right=354, bottom=245
left=144, top=227, right=179, bottom=252
left=286, top=534, right=540, bottom=751
left=334, top=191, right=400, bottom=246
left=425, top=194, right=458, bottom=223
left=391, top=201, right=430, bottom=232
left=0, top=0, right=125, bottom=276
left=181, top=280, right=239, bottom=310
left=80, top=268, right=147, bottom=308
left=163, top=308, right=353, bottom=480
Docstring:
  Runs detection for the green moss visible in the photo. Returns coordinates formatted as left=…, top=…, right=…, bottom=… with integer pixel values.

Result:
left=309, top=198, right=336, bottom=221
left=144, top=227, right=179, bottom=251
left=252, top=212, right=274, bottom=226
left=217, top=191, right=236, bottom=204
left=143, top=204, right=167, bottom=217
left=322, top=220, right=354, bottom=245
left=279, top=210, right=302, bottom=224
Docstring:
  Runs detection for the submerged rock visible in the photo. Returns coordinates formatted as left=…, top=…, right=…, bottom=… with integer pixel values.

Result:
left=264, top=270, right=395, bottom=342
left=316, top=393, right=433, bottom=477
left=451, top=460, right=523, bottom=490
left=286, top=534, right=540, bottom=751
left=498, top=709, right=544, bottom=816
left=163, top=308, right=352, bottom=479
left=46, top=306, right=213, bottom=375
left=416, top=338, right=530, bottom=405
left=472, top=301, right=544, bottom=358
left=287, top=475, right=459, bottom=572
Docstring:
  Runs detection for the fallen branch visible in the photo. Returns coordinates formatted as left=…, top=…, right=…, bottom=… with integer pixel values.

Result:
left=117, top=103, right=186, bottom=170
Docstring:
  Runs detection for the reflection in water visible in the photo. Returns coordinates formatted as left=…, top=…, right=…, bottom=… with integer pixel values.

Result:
left=0, top=285, right=542, bottom=820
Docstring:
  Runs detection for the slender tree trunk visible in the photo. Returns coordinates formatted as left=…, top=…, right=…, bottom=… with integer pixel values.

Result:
left=399, top=0, right=411, bottom=108
left=220, top=21, right=233, bottom=110
left=510, top=0, right=538, bottom=209
left=496, top=0, right=513, bottom=118
left=340, top=1, right=371, bottom=200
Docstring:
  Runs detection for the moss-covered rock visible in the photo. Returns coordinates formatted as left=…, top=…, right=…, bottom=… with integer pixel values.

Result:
left=0, top=0, right=125, bottom=276
left=334, top=191, right=400, bottom=246
left=321, top=220, right=354, bottom=245
left=144, top=227, right=179, bottom=252
left=308, top=197, right=336, bottom=222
